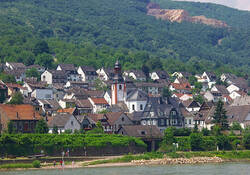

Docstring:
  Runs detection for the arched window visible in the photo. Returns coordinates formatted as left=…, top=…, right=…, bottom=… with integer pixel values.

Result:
left=132, top=104, right=135, bottom=111
left=140, top=104, right=143, bottom=110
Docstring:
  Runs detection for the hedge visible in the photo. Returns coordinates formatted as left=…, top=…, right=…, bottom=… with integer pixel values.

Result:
left=0, top=134, right=146, bottom=156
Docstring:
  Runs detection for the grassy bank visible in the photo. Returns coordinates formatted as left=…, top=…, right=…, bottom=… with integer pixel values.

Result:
left=83, top=150, right=250, bottom=166
left=0, top=163, right=33, bottom=169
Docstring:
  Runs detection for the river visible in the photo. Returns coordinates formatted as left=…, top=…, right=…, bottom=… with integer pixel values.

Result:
left=0, top=162, right=249, bottom=175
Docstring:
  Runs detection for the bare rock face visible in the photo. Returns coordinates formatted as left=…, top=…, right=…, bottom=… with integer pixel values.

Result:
left=147, top=3, right=228, bottom=28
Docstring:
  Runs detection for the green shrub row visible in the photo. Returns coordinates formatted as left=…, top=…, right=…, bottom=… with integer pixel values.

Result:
left=0, top=134, right=146, bottom=156
left=174, top=135, right=242, bottom=151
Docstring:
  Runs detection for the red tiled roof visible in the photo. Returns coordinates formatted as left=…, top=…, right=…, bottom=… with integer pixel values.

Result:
left=90, top=98, right=108, bottom=104
left=57, top=108, right=76, bottom=114
left=0, top=104, right=42, bottom=120
left=171, top=83, right=191, bottom=90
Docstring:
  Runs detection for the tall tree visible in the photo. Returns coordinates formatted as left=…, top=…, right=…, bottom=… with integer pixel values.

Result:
left=212, top=100, right=229, bottom=130
left=33, top=40, right=50, bottom=56
left=35, top=119, right=49, bottom=134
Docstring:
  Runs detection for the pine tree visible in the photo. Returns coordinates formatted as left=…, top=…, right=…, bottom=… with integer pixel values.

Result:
left=212, top=100, right=229, bottom=130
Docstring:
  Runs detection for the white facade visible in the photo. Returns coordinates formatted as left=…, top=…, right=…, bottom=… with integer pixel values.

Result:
left=31, top=89, right=53, bottom=100
left=229, top=91, right=242, bottom=100
left=150, top=72, right=160, bottom=80
left=104, top=92, right=112, bottom=106
left=185, top=116, right=195, bottom=128
left=204, top=91, right=214, bottom=102
left=41, top=71, right=53, bottom=84
left=227, top=84, right=240, bottom=94
left=97, top=68, right=109, bottom=81
left=111, top=83, right=126, bottom=105
left=125, top=100, right=147, bottom=113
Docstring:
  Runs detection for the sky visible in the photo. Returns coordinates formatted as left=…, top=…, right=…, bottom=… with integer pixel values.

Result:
left=175, top=0, right=250, bottom=11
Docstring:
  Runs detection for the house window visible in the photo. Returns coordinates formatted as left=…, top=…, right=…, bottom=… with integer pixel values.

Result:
left=140, top=104, right=143, bottom=110
left=43, top=75, right=46, bottom=80
left=141, top=131, right=146, bottom=135
left=189, top=119, right=192, bottom=125
left=171, top=111, right=176, bottom=116
left=185, top=119, right=187, bottom=124
left=119, top=84, right=122, bottom=90
left=121, top=117, right=124, bottom=122
left=132, top=104, right=135, bottom=111
left=71, top=121, right=74, bottom=126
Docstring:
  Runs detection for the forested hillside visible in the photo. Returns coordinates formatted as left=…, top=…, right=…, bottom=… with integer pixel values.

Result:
left=0, top=0, right=249, bottom=75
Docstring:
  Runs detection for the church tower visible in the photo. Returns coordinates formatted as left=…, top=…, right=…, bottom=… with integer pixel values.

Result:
left=111, top=60, right=126, bottom=105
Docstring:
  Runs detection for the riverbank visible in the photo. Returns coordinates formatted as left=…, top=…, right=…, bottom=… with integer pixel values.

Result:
left=1, top=151, right=250, bottom=171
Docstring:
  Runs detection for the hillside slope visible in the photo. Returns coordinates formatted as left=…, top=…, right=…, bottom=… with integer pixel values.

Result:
left=0, top=0, right=249, bottom=74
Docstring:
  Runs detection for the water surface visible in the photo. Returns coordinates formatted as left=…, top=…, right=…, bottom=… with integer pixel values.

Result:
left=0, top=162, right=249, bottom=175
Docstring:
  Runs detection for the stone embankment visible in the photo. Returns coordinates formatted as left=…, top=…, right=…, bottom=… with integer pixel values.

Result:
left=132, top=157, right=223, bottom=165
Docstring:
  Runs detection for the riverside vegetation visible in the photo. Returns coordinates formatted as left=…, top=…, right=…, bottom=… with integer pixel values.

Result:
left=0, top=0, right=249, bottom=76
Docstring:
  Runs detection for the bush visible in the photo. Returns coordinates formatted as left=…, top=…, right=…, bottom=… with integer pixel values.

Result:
left=32, top=160, right=41, bottom=168
left=243, top=133, right=250, bottom=149
left=216, top=135, right=232, bottom=150
left=190, top=133, right=203, bottom=151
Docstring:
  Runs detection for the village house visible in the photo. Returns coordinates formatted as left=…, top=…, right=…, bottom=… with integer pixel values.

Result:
left=57, top=64, right=81, bottom=82
left=150, top=70, right=170, bottom=81
left=75, top=99, right=93, bottom=114
left=169, top=82, right=192, bottom=94
left=123, top=70, right=147, bottom=81
left=172, top=72, right=192, bottom=79
left=225, top=105, right=250, bottom=129
left=0, top=104, right=42, bottom=133
left=77, top=66, right=98, bottom=82
left=180, top=107, right=195, bottom=128
left=38, top=99, right=61, bottom=116
left=31, top=88, right=53, bottom=100
left=134, top=82, right=165, bottom=95
left=88, top=97, right=109, bottom=113
left=96, top=67, right=114, bottom=81
left=64, top=81, right=88, bottom=89
left=48, top=113, right=80, bottom=133
left=172, top=93, right=193, bottom=101
left=118, top=125, right=163, bottom=151
left=138, top=97, right=184, bottom=132
left=125, top=89, right=148, bottom=113
left=41, top=70, right=67, bottom=84
left=181, top=100, right=201, bottom=112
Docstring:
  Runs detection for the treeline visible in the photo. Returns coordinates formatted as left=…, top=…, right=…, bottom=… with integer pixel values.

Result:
left=0, top=134, right=146, bottom=156
left=0, top=0, right=249, bottom=75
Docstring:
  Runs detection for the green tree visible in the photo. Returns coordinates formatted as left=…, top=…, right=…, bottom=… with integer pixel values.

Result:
left=190, top=133, right=203, bottom=151
left=162, top=87, right=171, bottom=98
left=7, top=121, right=16, bottom=134
left=201, top=128, right=210, bottom=136
left=26, top=68, right=40, bottom=79
left=35, top=119, right=49, bottom=134
left=33, top=40, right=50, bottom=56
left=212, top=100, right=229, bottom=130
left=163, top=127, right=176, bottom=145
left=194, top=95, right=204, bottom=104
left=35, top=53, right=53, bottom=68
left=0, top=73, right=16, bottom=83
left=193, top=123, right=199, bottom=133
left=243, top=133, right=250, bottom=149
left=7, top=92, right=24, bottom=104
left=52, top=125, right=58, bottom=134
left=230, top=122, right=242, bottom=131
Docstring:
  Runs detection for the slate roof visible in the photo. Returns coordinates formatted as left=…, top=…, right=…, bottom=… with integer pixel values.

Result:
left=225, top=105, right=250, bottom=123
left=58, top=64, right=75, bottom=71
left=105, top=112, right=125, bottom=125
left=48, top=114, right=74, bottom=128
left=130, top=70, right=146, bottom=79
left=212, top=85, right=229, bottom=94
left=38, top=99, right=61, bottom=111
left=7, top=62, right=26, bottom=69
left=154, top=70, right=170, bottom=79
left=0, top=104, right=42, bottom=120
left=120, top=125, right=163, bottom=139
left=75, top=99, right=93, bottom=108
left=126, top=89, right=148, bottom=101
left=79, top=66, right=97, bottom=75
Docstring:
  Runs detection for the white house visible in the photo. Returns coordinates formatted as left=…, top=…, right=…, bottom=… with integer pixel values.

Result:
left=227, top=84, right=240, bottom=94
left=41, top=70, right=67, bottom=84
left=96, top=67, right=114, bottom=81
left=88, top=97, right=109, bottom=113
left=150, top=70, right=169, bottom=81
left=125, top=89, right=148, bottom=113
left=31, top=88, right=53, bottom=100
left=77, top=66, right=98, bottom=82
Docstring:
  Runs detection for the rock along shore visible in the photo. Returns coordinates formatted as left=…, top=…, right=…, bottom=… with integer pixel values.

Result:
left=131, top=157, right=223, bottom=165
